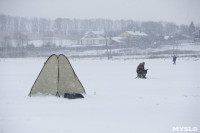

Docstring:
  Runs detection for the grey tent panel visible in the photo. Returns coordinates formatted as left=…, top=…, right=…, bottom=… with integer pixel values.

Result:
left=58, top=54, right=85, bottom=96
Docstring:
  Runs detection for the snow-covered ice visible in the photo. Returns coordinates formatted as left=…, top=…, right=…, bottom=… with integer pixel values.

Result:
left=0, top=57, right=200, bottom=133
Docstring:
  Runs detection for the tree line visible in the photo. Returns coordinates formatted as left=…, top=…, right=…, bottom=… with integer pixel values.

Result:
left=0, top=14, right=198, bottom=40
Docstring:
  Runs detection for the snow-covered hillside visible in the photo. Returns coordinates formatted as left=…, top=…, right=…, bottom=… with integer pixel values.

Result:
left=0, top=57, right=199, bottom=133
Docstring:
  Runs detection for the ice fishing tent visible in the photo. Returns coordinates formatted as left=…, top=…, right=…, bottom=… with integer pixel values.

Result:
left=29, top=54, right=86, bottom=97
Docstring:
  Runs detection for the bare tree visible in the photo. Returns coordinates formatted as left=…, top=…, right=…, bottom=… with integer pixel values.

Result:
left=15, top=32, right=28, bottom=56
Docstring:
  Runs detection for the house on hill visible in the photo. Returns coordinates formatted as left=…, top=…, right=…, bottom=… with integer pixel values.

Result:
left=119, top=31, right=148, bottom=40
left=193, top=30, right=200, bottom=42
left=80, top=31, right=107, bottom=45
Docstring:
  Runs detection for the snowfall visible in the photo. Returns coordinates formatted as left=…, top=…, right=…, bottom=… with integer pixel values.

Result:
left=0, top=56, right=200, bottom=133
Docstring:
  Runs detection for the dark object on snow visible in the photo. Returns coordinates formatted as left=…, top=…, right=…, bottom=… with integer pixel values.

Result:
left=64, top=93, right=84, bottom=99
left=137, top=69, right=148, bottom=78
left=173, top=55, right=177, bottom=65
left=136, top=62, right=148, bottom=78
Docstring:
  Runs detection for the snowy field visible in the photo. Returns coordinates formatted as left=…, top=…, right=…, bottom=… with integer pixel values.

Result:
left=0, top=57, right=200, bottom=133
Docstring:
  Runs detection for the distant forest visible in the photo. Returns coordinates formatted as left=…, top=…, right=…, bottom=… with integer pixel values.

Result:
left=0, top=14, right=198, bottom=40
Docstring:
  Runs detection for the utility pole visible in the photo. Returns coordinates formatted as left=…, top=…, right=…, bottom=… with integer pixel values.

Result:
left=175, top=38, right=178, bottom=56
left=109, top=35, right=112, bottom=59
left=105, top=35, right=110, bottom=59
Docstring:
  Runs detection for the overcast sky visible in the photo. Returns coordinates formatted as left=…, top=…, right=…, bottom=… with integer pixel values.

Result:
left=0, top=0, right=200, bottom=25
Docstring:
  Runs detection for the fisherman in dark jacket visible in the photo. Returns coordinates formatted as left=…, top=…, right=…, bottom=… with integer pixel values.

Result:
left=136, top=62, right=148, bottom=78
left=173, top=55, right=177, bottom=65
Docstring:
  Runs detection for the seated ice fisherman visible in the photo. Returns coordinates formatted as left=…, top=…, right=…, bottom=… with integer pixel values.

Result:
left=136, top=62, right=148, bottom=78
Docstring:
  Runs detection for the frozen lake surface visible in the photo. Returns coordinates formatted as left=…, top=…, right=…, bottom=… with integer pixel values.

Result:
left=0, top=57, right=199, bottom=133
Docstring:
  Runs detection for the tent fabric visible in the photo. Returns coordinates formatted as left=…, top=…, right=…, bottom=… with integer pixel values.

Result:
left=58, top=55, right=85, bottom=96
left=29, top=54, right=85, bottom=97
left=29, top=54, right=58, bottom=96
